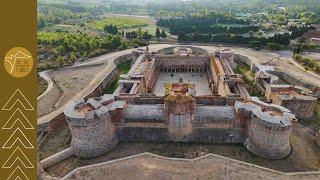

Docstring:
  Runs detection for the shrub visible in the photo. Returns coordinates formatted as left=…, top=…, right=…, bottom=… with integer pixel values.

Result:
left=249, top=41, right=261, bottom=50
left=266, top=43, right=283, bottom=51
left=292, top=54, right=302, bottom=62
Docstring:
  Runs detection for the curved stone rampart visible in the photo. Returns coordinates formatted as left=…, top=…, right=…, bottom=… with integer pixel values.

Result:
left=37, top=71, right=63, bottom=117
left=40, top=147, right=74, bottom=170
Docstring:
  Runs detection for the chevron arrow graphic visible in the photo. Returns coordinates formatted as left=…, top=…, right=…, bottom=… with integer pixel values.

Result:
left=2, top=147, right=34, bottom=168
left=2, top=108, right=33, bottom=130
left=2, top=128, right=34, bottom=149
left=2, top=89, right=34, bottom=111
left=6, top=166, right=29, bottom=180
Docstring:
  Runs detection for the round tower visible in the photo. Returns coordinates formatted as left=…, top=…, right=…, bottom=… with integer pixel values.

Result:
left=64, top=99, right=118, bottom=158
left=236, top=98, right=296, bottom=159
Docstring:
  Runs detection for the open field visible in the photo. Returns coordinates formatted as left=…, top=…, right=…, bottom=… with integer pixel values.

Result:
left=43, top=24, right=104, bottom=37
left=88, top=16, right=150, bottom=30
left=87, top=14, right=162, bottom=36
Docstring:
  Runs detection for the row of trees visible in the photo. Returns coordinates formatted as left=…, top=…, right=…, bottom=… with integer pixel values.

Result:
left=177, top=32, right=291, bottom=47
left=156, top=13, right=254, bottom=35
left=37, top=4, right=87, bottom=29
left=289, top=25, right=316, bottom=40
left=156, top=28, right=167, bottom=38
left=38, top=31, right=130, bottom=68
left=125, top=29, right=153, bottom=41
left=104, top=25, right=119, bottom=35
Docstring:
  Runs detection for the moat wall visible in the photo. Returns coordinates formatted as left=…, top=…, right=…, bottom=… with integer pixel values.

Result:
left=37, top=71, right=63, bottom=117
left=38, top=53, right=133, bottom=134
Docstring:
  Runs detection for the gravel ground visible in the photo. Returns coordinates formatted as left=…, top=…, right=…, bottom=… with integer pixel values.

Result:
left=51, top=65, right=104, bottom=107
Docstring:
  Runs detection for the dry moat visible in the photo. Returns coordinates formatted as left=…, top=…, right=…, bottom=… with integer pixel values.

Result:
left=39, top=123, right=320, bottom=178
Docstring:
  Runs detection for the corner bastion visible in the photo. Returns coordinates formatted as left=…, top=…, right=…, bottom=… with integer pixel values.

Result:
left=64, top=97, right=121, bottom=158
left=236, top=97, right=296, bottom=159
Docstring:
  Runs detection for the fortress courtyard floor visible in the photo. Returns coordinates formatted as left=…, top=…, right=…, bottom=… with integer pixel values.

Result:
left=153, top=72, right=212, bottom=96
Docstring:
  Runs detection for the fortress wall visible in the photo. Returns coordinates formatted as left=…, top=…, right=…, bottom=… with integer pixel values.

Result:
left=194, top=106, right=236, bottom=124
left=85, top=54, right=132, bottom=100
left=118, top=125, right=169, bottom=142
left=156, top=56, right=210, bottom=71
left=274, top=97, right=317, bottom=120
left=117, top=125, right=242, bottom=143
left=191, top=128, right=243, bottom=143
left=157, top=46, right=208, bottom=55
left=119, top=105, right=242, bottom=143
left=234, top=54, right=254, bottom=70
left=268, top=71, right=320, bottom=97
left=244, top=116, right=292, bottom=159
left=123, top=105, right=164, bottom=123
left=195, top=96, right=227, bottom=105
left=40, top=147, right=74, bottom=170
left=145, top=58, right=160, bottom=92
left=38, top=111, right=68, bottom=132
left=132, top=97, right=165, bottom=104
left=37, top=72, right=63, bottom=117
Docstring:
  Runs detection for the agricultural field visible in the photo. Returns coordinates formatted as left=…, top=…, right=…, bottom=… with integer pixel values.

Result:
left=88, top=16, right=151, bottom=30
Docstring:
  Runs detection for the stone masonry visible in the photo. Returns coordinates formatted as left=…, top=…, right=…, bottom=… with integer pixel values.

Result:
left=62, top=46, right=298, bottom=160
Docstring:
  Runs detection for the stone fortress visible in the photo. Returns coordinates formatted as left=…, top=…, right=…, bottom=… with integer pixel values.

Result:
left=61, top=46, right=319, bottom=161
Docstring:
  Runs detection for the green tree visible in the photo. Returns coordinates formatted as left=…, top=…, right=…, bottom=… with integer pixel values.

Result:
left=292, top=54, right=302, bottom=62
left=249, top=30, right=254, bottom=40
left=156, top=28, right=161, bottom=38
left=267, top=43, right=282, bottom=51
left=161, top=29, right=167, bottom=38
left=249, top=41, right=261, bottom=50
left=104, top=25, right=118, bottom=35
left=138, top=27, right=142, bottom=42
left=69, top=52, right=77, bottom=63
left=57, top=56, right=64, bottom=67
left=257, top=31, right=264, bottom=39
